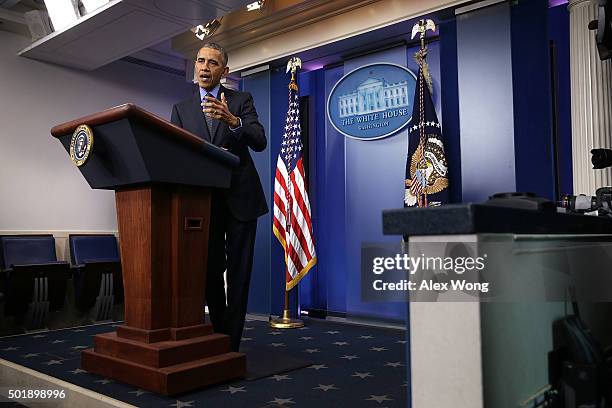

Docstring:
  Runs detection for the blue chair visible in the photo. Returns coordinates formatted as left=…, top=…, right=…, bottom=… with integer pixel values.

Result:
left=0, top=235, right=70, bottom=329
left=69, top=234, right=123, bottom=321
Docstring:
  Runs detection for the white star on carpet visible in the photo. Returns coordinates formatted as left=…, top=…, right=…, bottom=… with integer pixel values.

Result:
left=340, top=355, right=358, bottom=360
left=128, top=389, right=149, bottom=396
left=396, top=340, right=407, bottom=344
left=325, top=331, right=339, bottom=334
left=308, top=364, right=327, bottom=370
left=242, top=337, right=252, bottom=341
left=268, top=397, right=295, bottom=405
left=95, top=378, right=113, bottom=384
left=32, top=334, right=46, bottom=338
left=51, top=340, right=65, bottom=344
left=333, top=341, right=348, bottom=346
left=169, top=400, right=194, bottom=408
left=352, top=372, right=373, bottom=379
left=359, top=335, right=374, bottom=339
left=70, top=368, right=87, bottom=374
left=366, top=395, right=393, bottom=404
left=43, top=360, right=62, bottom=365
left=270, top=374, right=291, bottom=381
left=304, top=348, right=319, bottom=353
left=299, top=336, right=313, bottom=340
left=313, top=384, right=337, bottom=391
left=72, top=345, right=89, bottom=350
left=385, top=362, right=403, bottom=367
left=243, top=326, right=254, bottom=331
left=268, top=331, right=282, bottom=336
left=221, top=385, right=246, bottom=394
left=270, top=342, right=285, bottom=347
left=370, top=346, right=387, bottom=352
left=22, top=353, right=39, bottom=358
left=2, top=346, right=19, bottom=351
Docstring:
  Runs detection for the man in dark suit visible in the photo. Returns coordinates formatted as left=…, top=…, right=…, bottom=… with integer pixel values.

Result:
left=170, top=43, right=268, bottom=351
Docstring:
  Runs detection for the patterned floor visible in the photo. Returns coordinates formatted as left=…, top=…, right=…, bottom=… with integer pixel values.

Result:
left=0, top=317, right=409, bottom=407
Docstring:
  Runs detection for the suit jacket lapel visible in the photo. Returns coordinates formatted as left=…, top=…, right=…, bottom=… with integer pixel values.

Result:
left=192, top=91, right=212, bottom=142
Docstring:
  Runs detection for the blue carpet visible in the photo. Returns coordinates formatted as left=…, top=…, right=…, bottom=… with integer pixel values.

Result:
left=0, top=318, right=409, bottom=407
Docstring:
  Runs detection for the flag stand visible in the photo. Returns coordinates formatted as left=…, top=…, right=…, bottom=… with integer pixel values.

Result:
left=270, top=290, right=304, bottom=329
left=270, top=56, right=314, bottom=330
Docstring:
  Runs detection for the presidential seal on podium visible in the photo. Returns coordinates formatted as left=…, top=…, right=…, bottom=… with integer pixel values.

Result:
left=69, top=124, right=94, bottom=167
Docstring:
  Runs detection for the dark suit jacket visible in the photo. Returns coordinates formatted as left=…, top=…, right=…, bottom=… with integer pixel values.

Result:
left=171, top=86, right=268, bottom=221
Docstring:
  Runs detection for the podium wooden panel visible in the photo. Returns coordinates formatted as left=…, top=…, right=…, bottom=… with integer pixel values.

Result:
left=51, top=104, right=244, bottom=395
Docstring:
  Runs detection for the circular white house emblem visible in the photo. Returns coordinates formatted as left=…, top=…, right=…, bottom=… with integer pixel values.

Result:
left=327, top=63, right=417, bottom=140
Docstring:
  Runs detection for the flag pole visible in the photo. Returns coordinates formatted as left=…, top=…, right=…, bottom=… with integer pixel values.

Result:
left=270, top=290, right=303, bottom=329
left=270, top=56, right=305, bottom=330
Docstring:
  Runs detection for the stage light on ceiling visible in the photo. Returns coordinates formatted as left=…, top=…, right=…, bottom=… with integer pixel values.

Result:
left=246, top=1, right=265, bottom=11
left=80, top=0, right=110, bottom=15
left=43, top=0, right=80, bottom=32
left=194, top=19, right=221, bottom=41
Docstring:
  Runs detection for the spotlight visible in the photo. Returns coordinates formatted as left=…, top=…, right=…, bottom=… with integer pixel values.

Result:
left=43, top=0, right=79, bottom=32
left=194, top=19, right=221, bottom=41
left=80, top=0, right=110, bottom=15
left=246, top=1, right=265, bottom=11
left=589, top=0, right=612, bottom=60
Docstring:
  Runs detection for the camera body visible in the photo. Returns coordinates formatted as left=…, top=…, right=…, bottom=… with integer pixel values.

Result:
left=560, top=187, right=612, bottom=217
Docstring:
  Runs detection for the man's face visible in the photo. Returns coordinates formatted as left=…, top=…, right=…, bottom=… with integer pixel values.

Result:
left=194, top=47, right=228, bottom=91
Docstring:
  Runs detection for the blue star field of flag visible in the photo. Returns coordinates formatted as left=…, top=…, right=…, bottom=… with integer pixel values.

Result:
left=0, top=318, right=408, bottom=407
left=280, top=92, right=303, bottom=172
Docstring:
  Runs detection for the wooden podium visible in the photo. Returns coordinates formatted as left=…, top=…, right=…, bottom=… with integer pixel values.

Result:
left=51, top=104, right=245, bottom=395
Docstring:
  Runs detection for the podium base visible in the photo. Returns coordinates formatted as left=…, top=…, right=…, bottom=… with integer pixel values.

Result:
left=81, top=327, right=245, bottom=395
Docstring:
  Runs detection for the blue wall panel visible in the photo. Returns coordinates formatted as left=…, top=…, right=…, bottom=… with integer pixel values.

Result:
left=511, top=0, right=555, bottom=199
left=548, top=4, right=573, bottom=196
left=319, top=66, right=347, bottom=315
left=297, top=69, right=325, bottom=313
left=440, top=18, right=463, bottom=203
left=242, top=71, right=272, bottom=315
left=457, top=2, right=517, bottom=203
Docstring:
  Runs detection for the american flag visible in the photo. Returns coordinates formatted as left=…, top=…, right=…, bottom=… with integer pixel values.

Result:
left=273, top=83, right=317, bottom=290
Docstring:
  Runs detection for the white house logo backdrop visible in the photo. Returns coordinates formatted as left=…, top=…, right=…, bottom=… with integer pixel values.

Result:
left=327, top=63, right=417, bottom=140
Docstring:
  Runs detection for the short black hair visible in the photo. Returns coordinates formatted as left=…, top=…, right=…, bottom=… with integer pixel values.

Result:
left=198, top=43, right=228, bottom=66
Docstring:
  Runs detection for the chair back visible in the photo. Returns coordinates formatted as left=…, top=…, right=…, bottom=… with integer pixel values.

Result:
left=0, top=235, right=57, bottom=269
left=69, top=235, right=119, bottom=265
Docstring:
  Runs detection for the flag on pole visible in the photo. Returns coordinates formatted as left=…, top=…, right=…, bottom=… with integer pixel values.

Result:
left=273, top=72, right=317, bottom=290
left=404, top=47, right=449, bottom=208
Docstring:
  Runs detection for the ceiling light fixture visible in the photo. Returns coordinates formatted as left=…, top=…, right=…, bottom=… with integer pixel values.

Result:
left=246, top=0, right=265, bottom=11
left=80, top=0, right=110, bottom=15
left=43, top=0, right=79, bottom=31
left=194, top=18, right=221, bottom=40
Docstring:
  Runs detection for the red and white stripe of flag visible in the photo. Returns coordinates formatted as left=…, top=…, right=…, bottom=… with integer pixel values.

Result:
left=273, top=155, right=316, bottom=290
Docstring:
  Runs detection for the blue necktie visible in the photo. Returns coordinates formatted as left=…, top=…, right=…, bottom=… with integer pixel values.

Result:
left=204, top=92, right=215, bottom=139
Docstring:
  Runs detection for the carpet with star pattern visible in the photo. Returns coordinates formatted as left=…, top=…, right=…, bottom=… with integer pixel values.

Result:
left=0, top=317, right=409, bottom=407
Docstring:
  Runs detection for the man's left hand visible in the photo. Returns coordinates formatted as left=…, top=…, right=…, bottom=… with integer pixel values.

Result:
left=202, top=92, right=240, bottom=128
